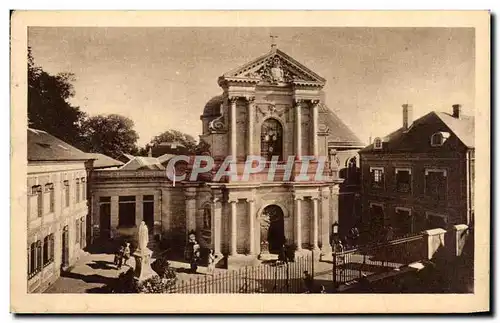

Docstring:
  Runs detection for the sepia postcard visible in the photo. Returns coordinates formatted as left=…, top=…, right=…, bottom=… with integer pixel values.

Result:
left=10, top=10, right=490, bottom=314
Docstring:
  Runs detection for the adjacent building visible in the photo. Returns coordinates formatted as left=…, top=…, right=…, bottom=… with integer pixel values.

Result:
left=359, top=104, right=475, bottom=239
left=27, top=128, right=93, bottom=292
left=90, top=46, right=363, bottom=266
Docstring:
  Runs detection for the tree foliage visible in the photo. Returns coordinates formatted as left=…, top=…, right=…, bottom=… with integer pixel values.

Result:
left=28, top=47, right=87, bottom=147
left=147, top=129, right=197, bottom=154
left=80, top=114, right=140, bottom=159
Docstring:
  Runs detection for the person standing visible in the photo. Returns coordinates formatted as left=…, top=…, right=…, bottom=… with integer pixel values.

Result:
left=191, top=242, right=200, bottom=273
left=122, top=242, right=131, bottom=267
left=115, top=243, right=125, bottom=269
left=302, top=271, right=314, bottom=293
left=207, top=249, right=216, bottom=275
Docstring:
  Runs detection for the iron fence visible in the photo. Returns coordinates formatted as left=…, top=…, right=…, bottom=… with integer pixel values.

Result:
left=168, top=255, right=313, bottom=294
left=332, top=233, right=426, bottom=287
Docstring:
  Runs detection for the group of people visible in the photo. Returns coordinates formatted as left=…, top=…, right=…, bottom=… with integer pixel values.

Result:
left=185, top=231, right=218, bottom=275
left=113, top=241, right=131, bottom=269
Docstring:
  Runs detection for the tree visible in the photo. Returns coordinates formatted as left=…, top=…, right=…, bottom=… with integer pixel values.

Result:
left=147, top=129, right=198, bottom=154
left=28, top=47, right=87, bottom=147
left=80, top=114, right=139, bottom=159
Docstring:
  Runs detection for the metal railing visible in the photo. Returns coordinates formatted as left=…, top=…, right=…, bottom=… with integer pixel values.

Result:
left=168, top=255, right=313, bottom=294
left=332, top=233, right=426, bottom=287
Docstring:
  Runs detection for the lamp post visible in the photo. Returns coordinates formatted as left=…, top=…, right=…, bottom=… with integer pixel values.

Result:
left=332, top=221, right=340, bottom=290
left=332, top=221, right=339, bottom=244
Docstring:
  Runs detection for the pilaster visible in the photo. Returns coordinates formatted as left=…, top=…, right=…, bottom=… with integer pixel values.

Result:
left=184, top=187, right=197, bottom=238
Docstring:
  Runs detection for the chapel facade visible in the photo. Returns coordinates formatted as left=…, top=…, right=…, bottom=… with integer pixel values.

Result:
left=89, top=47, right=363, bottom=267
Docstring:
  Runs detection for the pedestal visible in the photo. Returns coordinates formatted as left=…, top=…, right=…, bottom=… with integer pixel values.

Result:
left=132, top=248, right=157, bottom=282
left=258, top=241, right=270, bottom=260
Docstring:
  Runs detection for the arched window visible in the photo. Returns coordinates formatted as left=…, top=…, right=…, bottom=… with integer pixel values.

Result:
left=347, top=156, right=358, bottom=182
left=261, top=118, right=283, bottom=161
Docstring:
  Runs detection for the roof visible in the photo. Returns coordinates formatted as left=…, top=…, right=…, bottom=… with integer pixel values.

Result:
left=158, top=141, right=186, bottom=148
left=435, top=112, right=475, bottom=148
left=359, top=110, right=475, bottom=154
left=120, top=156, right=166, bottom=171
left=87, top=153, right=124, bottom=169
left=123, top=153, right=135, bottom=160
left=202, top=95, right=224, bottom=118
left=318, top=104, right=365, bottom=148
left=28, top=128, right=91, bottom=162
left=157, top=153, right=176, bottom=164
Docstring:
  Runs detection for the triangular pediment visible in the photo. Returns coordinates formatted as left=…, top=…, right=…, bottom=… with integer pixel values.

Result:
left=220, top=49, right=326, bottom=87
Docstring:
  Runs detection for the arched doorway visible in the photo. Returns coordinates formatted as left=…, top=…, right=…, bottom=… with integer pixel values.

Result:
left=261, top=118, right=283, bottom=161
left=260, top=205, right=285, bottom=254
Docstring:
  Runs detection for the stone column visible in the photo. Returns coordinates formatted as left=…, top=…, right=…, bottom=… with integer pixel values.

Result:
left=295, top=100, right=302, bottom=158
left=330, top=185, right=340, bottom=230
left=91, top=194, right=99, bottom=242
left=160, top=189, right=170, bottom=233
left=247, top=198, right=256, bottom=255
left=247, top=97, right=255, bottom=157
left=184, top=188, right=197, bottom=237
left=312, top=197, right=320, bottom=251
left=211, top=195, right=223, bottom=258
left=311, top=100, right=319, bottom=157
left=135, top=194, right=143, bottom=227
left=294, top=196, right=303, bottom=251
left=229, top=199, right=238, bottom=256
left=153, top=192, right=161, bottom=237
left=320, top=187, right=332, bottom=256
left=110, top=196, right=119, bottom=238
left=229, top=97, right=238, bottom=160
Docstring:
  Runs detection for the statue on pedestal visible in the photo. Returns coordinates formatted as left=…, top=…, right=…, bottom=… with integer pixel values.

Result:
left=133, top=221, right=157, bottom=281
left=138, top=221, right=149, bottom=252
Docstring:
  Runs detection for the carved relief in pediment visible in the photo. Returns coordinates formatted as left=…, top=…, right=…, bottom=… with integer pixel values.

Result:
left=242, top=55, right=315, bottom=84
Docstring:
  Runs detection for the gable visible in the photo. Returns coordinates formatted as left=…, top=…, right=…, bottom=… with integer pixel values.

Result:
left=219, top=49, right=326, bottom=87
left=359, top=112, right=472, bottom=154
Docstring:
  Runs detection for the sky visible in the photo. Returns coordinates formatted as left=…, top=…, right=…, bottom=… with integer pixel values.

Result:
left=28, top=27, right=475, bottom=146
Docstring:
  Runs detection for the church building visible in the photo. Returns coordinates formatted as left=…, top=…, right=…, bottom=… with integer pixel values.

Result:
left=90, top=46, right=363, bottom=267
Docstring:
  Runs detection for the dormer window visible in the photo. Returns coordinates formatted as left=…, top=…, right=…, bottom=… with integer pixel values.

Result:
left=373, top=137, right=382, bottom=150
left=431, top=132, right=450, bottom=147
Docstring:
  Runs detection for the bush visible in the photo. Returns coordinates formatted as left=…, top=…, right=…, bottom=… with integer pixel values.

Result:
left=136, top=275, right=177, bottom=293
left=109, top=265, right=177, bottom=294
left=111, top=268, right=139, bottom=293
left=151, top=257, right=177, bottom=280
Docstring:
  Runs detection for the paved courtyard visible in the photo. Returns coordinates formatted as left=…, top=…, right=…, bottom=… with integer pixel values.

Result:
left=45, top=250, right=236, bottom=293
left=44, top=243, right=407, bottom=294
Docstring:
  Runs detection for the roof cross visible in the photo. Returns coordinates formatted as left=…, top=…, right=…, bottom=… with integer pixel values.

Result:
left=270, top=34, right=278, bottom=49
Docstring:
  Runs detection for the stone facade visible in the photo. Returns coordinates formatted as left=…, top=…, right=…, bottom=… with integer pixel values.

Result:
left=359, top=104, right=475, bottom=239
left=27, top=161, right=89, bottom=293
left=90, top=47, right=364, bottom=266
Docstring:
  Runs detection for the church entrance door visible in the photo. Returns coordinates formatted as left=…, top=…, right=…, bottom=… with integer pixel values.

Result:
left=261, top=205, right=285, bottom=254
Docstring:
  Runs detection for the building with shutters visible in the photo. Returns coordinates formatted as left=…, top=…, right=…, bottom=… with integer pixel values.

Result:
left=27, top=128, right=94, bottom=292
left=358, top=104, right=475, bottom=240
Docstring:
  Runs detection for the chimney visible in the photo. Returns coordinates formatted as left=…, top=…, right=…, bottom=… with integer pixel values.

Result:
left=452, top=104, right=461, bottom=119
left=402, top=104, right=413, bottom=130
